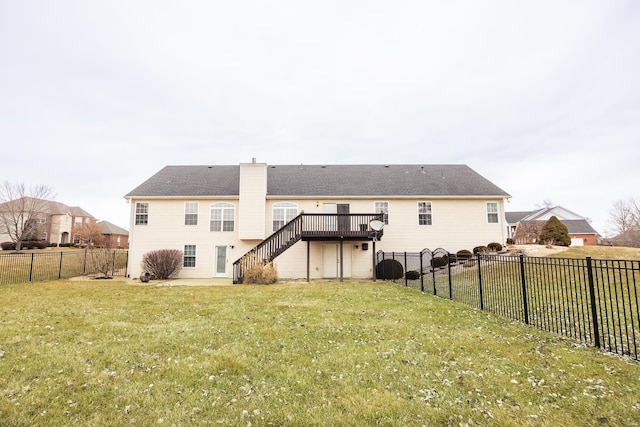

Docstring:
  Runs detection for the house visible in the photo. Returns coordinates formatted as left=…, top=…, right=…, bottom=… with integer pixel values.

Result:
left=125, top=162, right=510, bottom=282
left=0, top=197, right=95, bottom=246
left=507, top=206, right=599, bottom=246
left=97, top=220, right=129, bottom=249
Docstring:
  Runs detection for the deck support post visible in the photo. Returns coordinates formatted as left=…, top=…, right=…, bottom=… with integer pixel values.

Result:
left=306, top=241, right=310, bottom=282
left=339, top=239, right=344, bottom=282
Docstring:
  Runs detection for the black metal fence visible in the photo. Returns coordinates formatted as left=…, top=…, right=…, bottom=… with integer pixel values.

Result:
left=376, top=249, right=640, bottom=360
left=0, top=250, right=129, bottom=285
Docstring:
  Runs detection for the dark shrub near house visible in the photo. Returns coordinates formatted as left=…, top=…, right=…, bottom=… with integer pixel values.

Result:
left=405, top=270, right=420, bottom=280
left=487, top=242, right=503, bottom=252
left=456, top=249, right=472, bottom=260
left=376, top=259, right=404, bottom=280
left=473, top=245, right=488, bottom=254
left=431, top=256, right=448, bottom=268
left=1, top=242, right=15, bottom=250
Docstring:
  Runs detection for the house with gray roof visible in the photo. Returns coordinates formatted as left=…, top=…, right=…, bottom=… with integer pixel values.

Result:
left=97, top=220, right=129, bottom=249
left=506, top=206, right=600, bottom=246
left=125, top=161, right=510, bottom=282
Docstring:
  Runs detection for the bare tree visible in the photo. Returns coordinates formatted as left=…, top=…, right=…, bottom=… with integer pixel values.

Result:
left=0, top=181, right=56, bottom=251
left=608, top=197, right=640, bottom=247
left=72, top=221, right=104, bottom=246
left=535, top=200, right=555, bottom=209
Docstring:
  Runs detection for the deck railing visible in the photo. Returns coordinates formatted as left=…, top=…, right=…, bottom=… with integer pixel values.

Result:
left=233, top=213, right=383, bottom=283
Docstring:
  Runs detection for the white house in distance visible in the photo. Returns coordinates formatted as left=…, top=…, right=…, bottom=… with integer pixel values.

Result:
left=124, top=161, right=510, bottom=282
left=506, top=206, right=600, bottom=246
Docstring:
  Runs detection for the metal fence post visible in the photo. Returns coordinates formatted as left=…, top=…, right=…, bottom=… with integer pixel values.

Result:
left=431, top=251, right=437, bottom=296
left=29, top=253, right=34, bottom=282
left=419, top=250, right=424, bottom=293
left=447, top=252, right=453, bottom=300
left=519, top=254, right=529, bottom=325
left=58, top=251, right=63, bottom=279
left=586, top=257, right=601, bottom=349
left=477, top=252, right=484, bottom=311
left=404, top=251, right=408, bottom=287
left=83, top=249, right=88, bottom=275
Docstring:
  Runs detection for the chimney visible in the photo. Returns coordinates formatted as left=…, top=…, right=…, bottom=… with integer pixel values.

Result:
left=238, top=161, right=267, bottom=240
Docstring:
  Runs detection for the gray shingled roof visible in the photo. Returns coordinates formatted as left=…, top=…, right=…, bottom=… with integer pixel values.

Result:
left=125, top=164, right=510, bottom=198
left=97, top=220, right=129, bottom=235
left=562, top=219, right=599, bottom=235
left=505, top=211, right=532, bottom=224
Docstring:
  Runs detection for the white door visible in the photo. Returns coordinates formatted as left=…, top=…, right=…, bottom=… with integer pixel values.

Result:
left=214, top=246, right=228, bottom=277
left=322, top=243, right=352, bottom=278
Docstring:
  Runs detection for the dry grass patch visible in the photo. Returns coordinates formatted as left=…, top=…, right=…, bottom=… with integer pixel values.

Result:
left=1, top=280, right=640, bottom=426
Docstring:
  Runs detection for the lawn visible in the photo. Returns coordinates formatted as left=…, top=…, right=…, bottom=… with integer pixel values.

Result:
left=1, top=280, right=640, bottom=426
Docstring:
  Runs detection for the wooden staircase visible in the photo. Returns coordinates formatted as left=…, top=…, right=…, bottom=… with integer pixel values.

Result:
left=232, top=213, right=384, bottom=283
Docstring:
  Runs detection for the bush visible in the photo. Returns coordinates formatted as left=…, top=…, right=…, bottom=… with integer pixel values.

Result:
left=487, top=242, right=503, bottom=252
left=89, top=248, right=115, bottom=278
left=1, top=241, right=16, bottom=250
left=35, top=241, right=48, bottom=249
left=141, top=249, right=183, bottom=280
left=539, top=216, right=571, bottom=247
left=506, top=238, right=515, bottom=245
left=244, top=263, right=279, bottom=284
left=49, top=242, right=58, bottom=247
left=405, top=270, right=420, bottom=280
left=375, top=259, right=404, bottom=280
left=456, top=249, right=472, bottom=260
left=448, top=253, right=457, bottom=264
left=431, top=256, right=448, bottom=268
left=473, top=246, right=488, bottom=254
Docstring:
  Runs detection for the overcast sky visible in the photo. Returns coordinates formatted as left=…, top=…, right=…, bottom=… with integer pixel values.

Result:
left=2, top=1, right=639, bottom=236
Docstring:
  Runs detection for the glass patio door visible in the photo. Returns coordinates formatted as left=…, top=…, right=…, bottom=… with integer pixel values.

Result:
left=214, top=246, right=228, bottom=277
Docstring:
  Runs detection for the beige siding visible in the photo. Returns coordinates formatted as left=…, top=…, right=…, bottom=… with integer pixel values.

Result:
left=238, top=163, right=267, bottom=240
left=127, top=196, right=506, bottom=280
left=127, top=198, right=253, bottom=279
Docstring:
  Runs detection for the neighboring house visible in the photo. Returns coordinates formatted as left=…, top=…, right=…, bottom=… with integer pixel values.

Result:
left=125, top=162, right=510, bottom=282
left=507, top=206, right=600, bottom=246
left=0, top=197, right=95, bottom=246
left=97, top=220, right=129, bottom=249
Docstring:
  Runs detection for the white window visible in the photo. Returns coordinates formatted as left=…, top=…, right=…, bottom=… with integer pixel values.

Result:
left=210, top=203, right=235, bottom=232
left=374, top=201, right=389, bottom=224
left=74, top=217, right=83, bottom=227
left=184, top=202, right=198, bottom=225
left=487, top=202, right=499, bottom=223
left=42, top=231, right=48, bottom=241
left=135, top=202, right=149, bottom=225
left=273, top=202, right=298, bottom=231
left=184, top=245, right=196, bottom=267
left=418, top=202, right=432, bottom=225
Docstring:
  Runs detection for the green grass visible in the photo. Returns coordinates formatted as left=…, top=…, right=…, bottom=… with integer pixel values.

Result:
left=548, top=246, right=640, bottom=260
left=2, top=281, right=640, bottom=426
